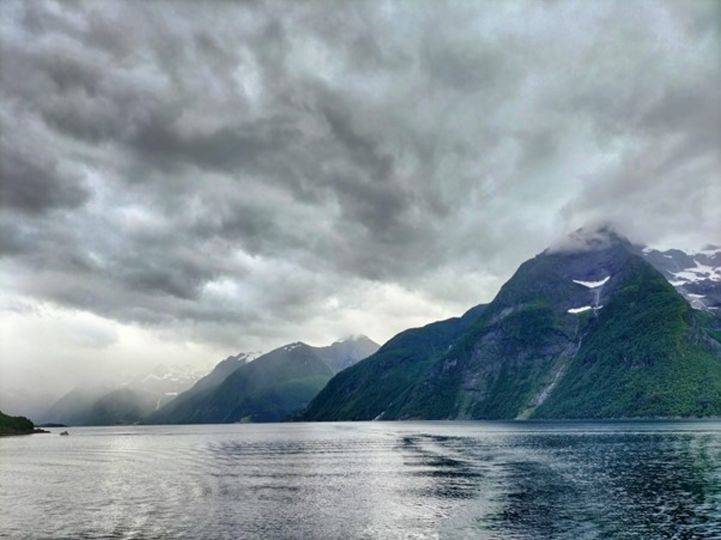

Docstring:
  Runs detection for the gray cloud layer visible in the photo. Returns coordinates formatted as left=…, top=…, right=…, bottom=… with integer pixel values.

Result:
left=1, top=0, right=719, bottom=357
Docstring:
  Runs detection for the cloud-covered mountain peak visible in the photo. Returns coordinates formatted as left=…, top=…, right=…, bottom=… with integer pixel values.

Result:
left=546, top=224, right=635, bottom=255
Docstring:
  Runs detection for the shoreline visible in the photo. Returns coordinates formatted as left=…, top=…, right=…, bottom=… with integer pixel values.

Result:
left=0, top=428, right=50, bottom=438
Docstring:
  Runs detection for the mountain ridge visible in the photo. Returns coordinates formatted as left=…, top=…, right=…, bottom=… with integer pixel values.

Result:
left=302, top=229, right=721, bottom=421
left=144, top=335, right=379, bottom=424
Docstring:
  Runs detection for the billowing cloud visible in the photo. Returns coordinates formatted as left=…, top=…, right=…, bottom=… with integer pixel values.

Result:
left=0, top=0, right=719, bottom=398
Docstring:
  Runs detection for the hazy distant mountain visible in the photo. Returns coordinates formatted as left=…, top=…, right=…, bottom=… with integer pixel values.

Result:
left=82, top=388, right=157, bottom=426
left=146, top=336, right=378, bottom=424
left=0, top=388, right=56, bottom=422
left=41, top=386, right=156, bottom=426
left=39, top=387, right=110, bottom=426
left=37, top=363, right=213, bottom=426
left=142, top=352, right=262, bottom=424
left=313, top=336, right=381, bottom=373
left=303, top=228, right=721, bottom=421
left=131, top=360, right=225, bottom=409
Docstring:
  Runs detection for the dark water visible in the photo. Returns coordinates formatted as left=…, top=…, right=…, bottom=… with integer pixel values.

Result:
left=1, top=421, right=721, bottom=539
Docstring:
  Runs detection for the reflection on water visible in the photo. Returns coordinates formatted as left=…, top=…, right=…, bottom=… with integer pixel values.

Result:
left=1, top=421, right=720, bottom=538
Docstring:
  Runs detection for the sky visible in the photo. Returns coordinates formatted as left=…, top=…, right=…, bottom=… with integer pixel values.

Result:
left=1, top=0, right=719, bottom=402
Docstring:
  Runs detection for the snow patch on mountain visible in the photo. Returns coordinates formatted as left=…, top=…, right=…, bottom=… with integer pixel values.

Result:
left=641, top=246, right=721, bottom=313
left=573, top=276, right=610, bottom=289
left=567, top=305, right=603, bottom=314
left=671, top=260, right=721, bottom=283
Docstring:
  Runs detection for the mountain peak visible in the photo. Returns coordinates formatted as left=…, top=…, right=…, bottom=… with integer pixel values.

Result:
left=281, top=342, right=307, bottom=352
left=314, top=336, right=380, bottom=374
left=333, top=334, right=377, bottom=346
left=546, top=224, right=634, bottom=254
left=304, top=230, right=721, bottom=423
left=216, top=352, right=258, bottom=370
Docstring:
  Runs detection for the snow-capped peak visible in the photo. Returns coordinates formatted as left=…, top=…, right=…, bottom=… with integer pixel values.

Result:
left=670, top=259, right=721, bottom=284
left=641, top=245, right=721, bottom=313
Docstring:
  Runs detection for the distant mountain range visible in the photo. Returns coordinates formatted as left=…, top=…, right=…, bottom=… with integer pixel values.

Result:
left=37, top=386, right=153, bottom=426
left=35, top=353, right=263, bottom=426
left=132, top=360, right=232, bottom=409
left=39, top=336, right=378, bottom=426
left=145, top=336, right=379, bottom=424
left=15, top=228, right=721, bottom=426
left=302, top=228, right=721, bottom=421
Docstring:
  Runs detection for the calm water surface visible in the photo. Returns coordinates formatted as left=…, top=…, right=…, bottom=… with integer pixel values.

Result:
left=2, top=421, right=721, bottom=539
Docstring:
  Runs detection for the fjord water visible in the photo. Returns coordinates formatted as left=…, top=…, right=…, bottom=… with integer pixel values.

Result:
left=1, top=422, right=720, bottom=539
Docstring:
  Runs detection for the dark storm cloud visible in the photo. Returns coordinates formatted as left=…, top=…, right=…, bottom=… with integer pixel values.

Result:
left=130, top=115, right=301, bottom=172
left=0, top=0, right=719, bottom=353
left=0, top=146, right=89, bottom=214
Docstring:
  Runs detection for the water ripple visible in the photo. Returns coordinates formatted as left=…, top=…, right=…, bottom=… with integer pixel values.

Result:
left=1, top=422, right=721, bottom=538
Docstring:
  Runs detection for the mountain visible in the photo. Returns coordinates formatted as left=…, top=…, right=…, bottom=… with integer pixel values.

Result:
left=145, top=336, right=379, bottom=424
left=39, top=386, right=110, bottom=426
left=0, top=388, right=56, bottom=423
left=302, top=228, right=721, bottom=421
left=313, top=336, right=381, bottom=373
left=41, top=386, right=156, bottom=426
left=131, top=359, right=226, bottom=409
left=80, top=388, right=157, bottom=425
left=641, top=245, right=721, bottom=313
left=300, top=306, right=486, bottom=421
left=141, top=352, right=261, bottom=424
left=35, top=356, right=249, bottom=426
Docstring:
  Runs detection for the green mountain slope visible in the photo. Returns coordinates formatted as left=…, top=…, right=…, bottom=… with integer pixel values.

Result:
left=145, top=336, right=378, bottom=424
left=301, top=304, right=486, bottom=420
left=162, top=343, right=332, bottom=423
left=536, top=259, right=721, bottom=417
left=302, top=230, right=721, bottom=421
left=141, top=354, right=251, bottom=425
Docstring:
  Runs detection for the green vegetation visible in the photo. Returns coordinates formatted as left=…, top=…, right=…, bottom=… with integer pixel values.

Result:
left=0, top=410, right=36, bottom=436
left=302, top=244, right=721, bottom=422
left=536, top=260, right=721, bottom=418
left=301, top=305, right=486, bottom=420
left=147, top=344, right=338, bottom=424
left=397, top=302, right=570, bottom=419
left=146, top=337, right=378, bottom=424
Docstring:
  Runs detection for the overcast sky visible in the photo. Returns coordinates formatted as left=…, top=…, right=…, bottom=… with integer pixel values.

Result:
left=1, top=0, right=719, bottom=399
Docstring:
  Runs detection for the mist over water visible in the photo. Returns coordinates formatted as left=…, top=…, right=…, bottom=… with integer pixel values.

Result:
left=1, top=421, right=720, bottom=538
